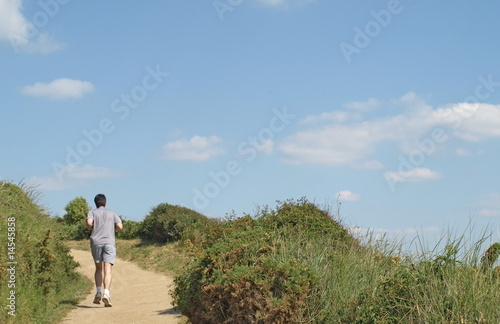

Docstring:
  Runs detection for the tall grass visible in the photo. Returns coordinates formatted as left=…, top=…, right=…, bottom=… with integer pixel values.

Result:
left=292, top=224, right=500, bottom=323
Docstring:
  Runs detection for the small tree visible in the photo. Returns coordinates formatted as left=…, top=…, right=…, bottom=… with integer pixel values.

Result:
left=63, top=197, right=92, bottom=240
left=63, top=197, right=90, bottom=226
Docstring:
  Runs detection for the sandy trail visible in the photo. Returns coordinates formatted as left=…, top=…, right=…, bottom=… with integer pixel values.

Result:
left=62, top=249, right=183, bottom=324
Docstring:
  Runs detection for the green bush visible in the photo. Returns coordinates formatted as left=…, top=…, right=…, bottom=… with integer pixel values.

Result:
left=172, top=198, right=358, bottom=323
left=141, top=203, right=208, bottom=243
left=480, top=242, right=500, bottom=270
left=173, top=226, right=316, bottom=323
left=116, top=219, right=142, bottom=240
left=261, top=197, right=358, bottom=249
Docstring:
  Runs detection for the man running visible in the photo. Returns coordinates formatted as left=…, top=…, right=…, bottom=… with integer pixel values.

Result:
left=86, top=193, right=123, bottom=307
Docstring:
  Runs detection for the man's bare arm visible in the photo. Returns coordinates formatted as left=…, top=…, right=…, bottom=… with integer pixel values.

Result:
left=86, top=218, right=93, bottom=229
left=115, top=222, right=123, bottom=231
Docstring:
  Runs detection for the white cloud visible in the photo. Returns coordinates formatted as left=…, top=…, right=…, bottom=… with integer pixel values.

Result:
left=26, top=165, right=124, bottom=190
left=253, top=139, right=274, bottom=154
left=474, top=193, right=500, bottom=217
left=280, top=123, right=381, bottom=166
left=0, top=0, right=28, bottom=41
left=455, top=148, right=472, bottom=157
left=454, top=148, right=483, bottom=157
left=279, top=93, right=438, bottom=167
left=478, top=209, right=500, bottom=217
left=62, top=165, right=124, bottom=179
left=20, top=78, right=95, bottom=100
left=440, top=103, right=500, bottom=141
left=335, top=190, right=361, bottom=202
left=384, top=167, right=441, bottom=183
left=279, top=93, right=500, bottom=167
left=25, top=175, right=74, bottom=191
left=359, top=160, right=385, bottom=170
left=162, top=136, right=224, bottom=161
left=15, top=32, right=65, bottom=54
left=0, top=0, right=64, bottom=53
left=344, top=98, right=381, bottom=112
left=253, top=0, right=315, bottom=8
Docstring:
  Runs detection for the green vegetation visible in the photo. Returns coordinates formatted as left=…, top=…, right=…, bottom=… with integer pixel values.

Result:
left=140, top=203, right=209, bottom=243
left=171, top=198, right=500, bottom=324
left=0, top=182, right=90, bottom=324
left=116, top=218, right=142, bottom=240
left=5, top=184, right=500, bottom=323
left=58, top=196, right=92, bottom=240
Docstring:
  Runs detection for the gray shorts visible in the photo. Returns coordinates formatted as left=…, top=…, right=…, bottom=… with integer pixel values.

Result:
left=91, top=244, right=116, bottom=264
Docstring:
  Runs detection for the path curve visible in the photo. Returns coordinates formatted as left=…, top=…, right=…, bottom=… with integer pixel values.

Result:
left=62, top=249, right=183, bottom=324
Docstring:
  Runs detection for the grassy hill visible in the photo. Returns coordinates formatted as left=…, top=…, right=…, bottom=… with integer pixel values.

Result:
left=0, top=182, right=90, bottom=324
left=169, top=199, right=500, bottom=323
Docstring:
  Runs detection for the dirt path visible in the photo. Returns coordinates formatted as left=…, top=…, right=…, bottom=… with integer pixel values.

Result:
left=62, top=249, right=183, bottom=324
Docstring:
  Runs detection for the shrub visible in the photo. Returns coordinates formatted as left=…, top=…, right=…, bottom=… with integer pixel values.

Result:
left=261, top=198, right=357, bottom=249
left=172, top=198, right=357, bottom=323
left=116, top=219, right=142, bottom=240
left=141, top=203, right=208, bottom=243
left=480, top=242, right=500, bottom=270
left=173, top=226, right=316, bottom=323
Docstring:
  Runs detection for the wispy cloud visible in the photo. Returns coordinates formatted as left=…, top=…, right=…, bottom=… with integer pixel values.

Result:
left=253, top=0, right=315, bottom=8
left=349, top=226, right=440, bottom=247
left=279, top=93, right=500, bottom=168
left=20, top=78, right=95, bottom=100
left=62, top=165, right=124, bottom=179
left=343, top=97, right=381, bottom=112
left=335, top=190, right=361, bottom=202
left=384, top=167, right=442, bottom=183
left=474, top=193, right=500, bottom=217
left=162, top=135, right=224, bottom=161
left=15, top=32, right=65, bottom=54
left=0, top=0, right=64, bottom=53
left=26, top=165, right=124, bottom=190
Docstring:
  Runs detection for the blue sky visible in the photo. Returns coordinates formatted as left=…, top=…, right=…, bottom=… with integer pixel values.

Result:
left=2, top=0, right=500, bottom=249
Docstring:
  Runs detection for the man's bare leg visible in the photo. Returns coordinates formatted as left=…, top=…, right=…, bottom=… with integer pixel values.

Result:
left=93, top=263, right=103, bottom=304
left=102, top=262, right=113, bottom=307
left=103, top=262, right=113, bottom=291
left=94, top=262, right=103, bottom=287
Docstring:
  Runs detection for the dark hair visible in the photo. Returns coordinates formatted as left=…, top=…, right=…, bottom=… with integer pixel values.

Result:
left=94, top=194, right=107, bottom=208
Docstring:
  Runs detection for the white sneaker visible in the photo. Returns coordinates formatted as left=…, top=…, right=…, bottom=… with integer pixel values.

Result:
left=102, top=293, right=112, bottom=307
left=93, top=292, right=101, bottom=304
